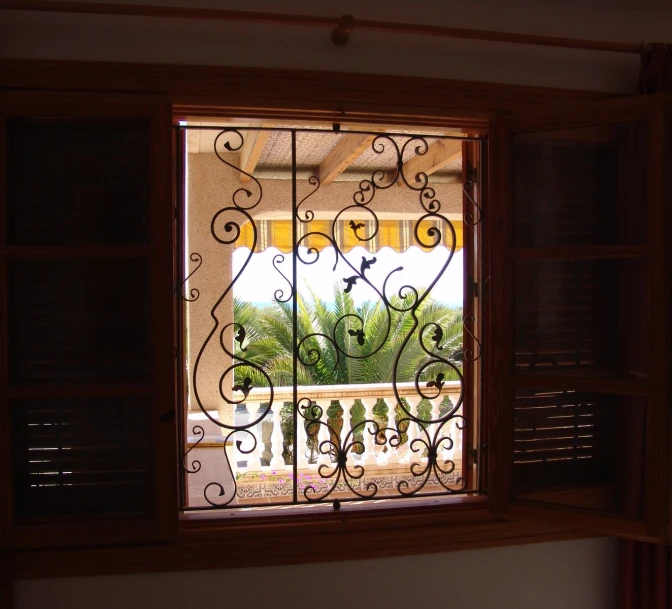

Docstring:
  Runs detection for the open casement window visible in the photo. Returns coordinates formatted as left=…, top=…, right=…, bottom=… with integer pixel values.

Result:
left=488, top=94, right=671, bottom=542
left=0, top=92, right=177, bottom=548
left=178, top=124, right=482, bottom=510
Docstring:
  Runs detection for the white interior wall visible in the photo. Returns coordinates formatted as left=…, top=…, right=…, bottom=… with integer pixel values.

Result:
left=5, top=1, right=662, bottom=606
left=3, top=0, right=672, bottom=93
left=15, top=537, right=618, bottom=609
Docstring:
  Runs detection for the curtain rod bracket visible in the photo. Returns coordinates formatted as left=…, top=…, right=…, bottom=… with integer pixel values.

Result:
left=331, top=14, right=355, bottom=46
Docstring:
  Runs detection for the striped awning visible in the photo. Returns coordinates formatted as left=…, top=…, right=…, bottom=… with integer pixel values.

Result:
left=236, top=219, right=463, bottom=253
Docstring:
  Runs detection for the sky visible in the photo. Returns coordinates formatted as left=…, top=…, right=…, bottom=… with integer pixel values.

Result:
left=232, top=245, right=463, bottom=308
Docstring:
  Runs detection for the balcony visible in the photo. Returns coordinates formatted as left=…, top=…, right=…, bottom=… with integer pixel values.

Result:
left=185, top=381, right=465, bottom=508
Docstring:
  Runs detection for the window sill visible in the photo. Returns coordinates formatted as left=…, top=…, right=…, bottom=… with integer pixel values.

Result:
left=14, top=496, right=594, bottom=579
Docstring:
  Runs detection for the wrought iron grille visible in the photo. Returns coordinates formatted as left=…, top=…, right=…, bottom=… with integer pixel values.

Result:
left=176, top=125, right=484, bottom=510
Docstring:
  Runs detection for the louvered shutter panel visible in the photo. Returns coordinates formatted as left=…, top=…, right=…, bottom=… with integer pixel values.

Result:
left=488, top=96, right=669, bottom=541
left=0, top=93, right=176, bottom=547
left=512, top=388, right=611, bottom=491
left=514, top=260, right=611, bottom=374
left=11, top=396, right=153, bottom=518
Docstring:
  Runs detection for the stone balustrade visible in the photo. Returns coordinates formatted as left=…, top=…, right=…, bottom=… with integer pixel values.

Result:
left=185, top=381, right=464, bottom=507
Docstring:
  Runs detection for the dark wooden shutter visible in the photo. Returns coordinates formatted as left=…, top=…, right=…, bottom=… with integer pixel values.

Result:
left=0, top=93, right=176, bottom=547
left=488, top=95, right=670, bottom=542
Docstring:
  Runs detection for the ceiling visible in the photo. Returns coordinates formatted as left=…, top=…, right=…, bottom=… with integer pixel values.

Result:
left=186, top=121, right=466, bottom=183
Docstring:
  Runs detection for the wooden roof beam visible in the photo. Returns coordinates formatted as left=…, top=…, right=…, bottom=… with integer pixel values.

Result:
left=318, top=133, right=375, bottom=186
left=239, top=128, right=271, bottom=183
left=402, top=139, right=463, bottom=186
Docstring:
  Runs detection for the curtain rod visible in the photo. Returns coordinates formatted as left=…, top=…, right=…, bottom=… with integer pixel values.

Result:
left=2, top=0, right=642, bottom=55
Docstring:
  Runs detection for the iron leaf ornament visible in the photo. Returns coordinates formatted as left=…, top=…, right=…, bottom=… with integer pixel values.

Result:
left=360, top=255, right=377, bottom=275
left=234, top=326, right=248, bottom=351
left=343, top=275, right=359, bottom=293
left=426, top=373, right=445, bottom=391
left=431, top=325, right=444, bottom=350
left=232, top=377, right=253, bottom=399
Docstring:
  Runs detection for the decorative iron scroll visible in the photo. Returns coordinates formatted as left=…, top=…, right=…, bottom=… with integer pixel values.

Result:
left=181, top=252, right=203, bottom=301
left=179, top=127, right=483, bottom=510
left=463, top=171, right=482, bottom=227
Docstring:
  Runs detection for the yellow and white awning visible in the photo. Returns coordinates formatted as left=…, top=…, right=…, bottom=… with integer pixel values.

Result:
left=236, top=219, right=463, bottom=254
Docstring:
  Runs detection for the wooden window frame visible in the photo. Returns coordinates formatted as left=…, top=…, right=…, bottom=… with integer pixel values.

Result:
left=1, top=59, right=616, bottom=578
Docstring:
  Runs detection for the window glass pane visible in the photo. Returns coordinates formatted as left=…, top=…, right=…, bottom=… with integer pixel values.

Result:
left=514, top=258, right=649, bottom=380
left=513, top=122, right=647, bottom=247
left=513, top=387, right=645, bottom=518
left=7, top=120, right=150, bottom=245
left=8, top=258, right=151, bottom=384
left=11, top=396, right=153, bottom=520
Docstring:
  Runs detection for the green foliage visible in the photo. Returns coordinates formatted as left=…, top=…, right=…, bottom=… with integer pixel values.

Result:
left=233, top=285, right=463, bottom=388
left=233, top=286, right=462, bottom=462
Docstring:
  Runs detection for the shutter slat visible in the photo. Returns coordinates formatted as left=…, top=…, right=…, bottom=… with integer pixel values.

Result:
left=514, top=259, right=610, bottom=375
left=8, top=258, right=151, bottom=385
left=513, top=388, right=611, bottom=489
left=11, top=396, right=153, bottom=519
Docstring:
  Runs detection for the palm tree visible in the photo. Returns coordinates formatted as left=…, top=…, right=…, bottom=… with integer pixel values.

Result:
left=232, top=286, right=463, bottom=461
left=233, top=284, right=463, bottom=388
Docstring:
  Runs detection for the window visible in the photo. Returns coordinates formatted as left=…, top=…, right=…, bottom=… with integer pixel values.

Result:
left=1, top=82, right=670, bottom=567
left=178, top=122, right=484, bottom=510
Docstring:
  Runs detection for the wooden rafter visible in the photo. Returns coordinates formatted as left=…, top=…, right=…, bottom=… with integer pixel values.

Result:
left=318, top=133, right=375, bottom=186
left=239, top=128, right=271, bottom=183
left=402, top=139, right=462, bottom=185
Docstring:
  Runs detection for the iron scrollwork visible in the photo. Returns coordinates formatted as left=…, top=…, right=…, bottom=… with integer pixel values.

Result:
left=181, top=252, right=203, bottom=301
left=180, top=127, right=480, bottom=509
left=463, top=169, right=482, bottom=226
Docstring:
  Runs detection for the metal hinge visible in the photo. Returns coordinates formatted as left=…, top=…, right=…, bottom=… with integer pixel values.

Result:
left=469, top=444, right=487, bottom=466
left=471, top=277, right=490, bottom=300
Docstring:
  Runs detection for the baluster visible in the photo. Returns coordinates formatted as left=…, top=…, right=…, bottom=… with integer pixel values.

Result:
left=234, top=403, right=250, bottom=472
left=381, top=397, right=399, bottom=465
left=404, top=396, right=422, bottom=464
left=316, top=401, right=331, bottom=468
left=360, top=397, right=377, bottom=466
left=246, top=401, right=263, bottom=471
left=339, top=398, right=355, bottom=461
left=429, top=396, right=443, bottom=475
left=296, top=402, right=310, bottom=469
left=269, top=403, right=286, bottom=469
left=429, top=396, right=442, bottom=423
left=449, top=406, right=463, bottom=463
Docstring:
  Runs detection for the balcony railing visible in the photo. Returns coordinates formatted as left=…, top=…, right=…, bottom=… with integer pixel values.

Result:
left=185, top=381, right=464, bottom=507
